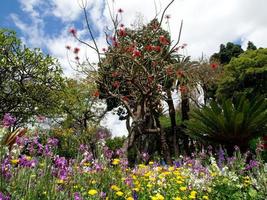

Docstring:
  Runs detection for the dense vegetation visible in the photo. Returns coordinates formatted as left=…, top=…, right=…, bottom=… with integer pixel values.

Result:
left=0, top=1, right=267, bottom=199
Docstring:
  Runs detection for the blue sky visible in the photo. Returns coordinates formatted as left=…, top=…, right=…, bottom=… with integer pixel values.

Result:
left=1, top=0, right=267, bottom=136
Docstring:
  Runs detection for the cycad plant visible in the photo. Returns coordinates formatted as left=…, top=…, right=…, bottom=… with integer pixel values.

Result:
left=185, top=96, right=267, bottom=152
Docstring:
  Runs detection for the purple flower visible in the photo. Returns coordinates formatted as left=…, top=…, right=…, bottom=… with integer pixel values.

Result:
left=2, top=113, right=16, bottom=128
left=0, top=192, right=11, bottom=200
left=74, top=192, right=82, bottom=200
left=47, top=138, right=59, bottom=147
left=217, top=147, right=225, bottom=169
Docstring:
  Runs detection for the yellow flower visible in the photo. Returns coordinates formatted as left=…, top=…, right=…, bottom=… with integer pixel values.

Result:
left=179, top=186, right=187, bottom=191
left=111, top=185, right=120, bottom=191
left=56, top=179, right=64, bottom=184
left=147, top=184, right=153, bottom=188
left=189, top=195, right=196, bottom=199
left=149, top=161, right=154, bottom=165
left=202, top=196, right=209, bottom=200
left=116, top=191, right=124, bottom=196
left=126, top=197, right=134, bottom=200
left=88, top=189, right=98, bottom=195
left=151, top=193, right=164, bottom=200
left=10, top=159, right=19, bottom=165
left=112, top=159, right=120, bottom=165
left=176, top=180, right=183, bottom=184
left=173, top=197, right=182, bottom=200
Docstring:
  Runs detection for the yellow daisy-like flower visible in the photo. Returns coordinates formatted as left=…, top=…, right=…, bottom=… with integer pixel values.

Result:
left=179, top=186, right=187, bottom=191
left=56, top=179, right=64, bottom=184
left=151, top=193, right=164, bottom=200
left=116, top=191, right=124, bottom=196
left=202, top=195, right=209, bottom=200
left=173, top=197, right=182, bottom=200
left=88, top=189, right=98, bottom=195
left=111, top=185, right=120, bottom=191
left=126, top=197, right=134, bottom=200
left=112, top=159, right=120, bottom=165
left=10, top=159, right=19, bottom=165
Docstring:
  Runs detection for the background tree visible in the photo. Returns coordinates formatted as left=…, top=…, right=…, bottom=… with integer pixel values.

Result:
left=0, top=29, right=64, bottom=126
left=247, top=41, right=257, bottom=51
left=216, top=48, right=267, bottom=100
left=59, top=78, right=106, bottom=133
left=211, top=42, right=244, bottom=65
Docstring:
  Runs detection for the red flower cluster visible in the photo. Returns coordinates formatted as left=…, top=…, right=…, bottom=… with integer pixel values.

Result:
left=176, top=70, right=184, bottom=77
left=118, top=28, right=127, bottom=37
left=122, top=96, right=129, bottom=102
left=147, top=75, right=154, bottom=84
left=74, top=47, right=80, bottom=54
left=210, top=63, right=218, bottom=69
left=112, top=81, right=120, bottom=88
left=118, top=8, right=123, bottom=13
left=145, top=45, right=161, bottom=52
left=69, top=28, right=77, bottom=37
left=159, top=35, right=169, bottom=45
left=93, top=90, right=100, bottom=97
left=166, top=66, right=174, bottom=75
left=112, top=71, right=119, bottom=78
left=132, top=50, right=141, bottom=58
left=179, top=85, right=188, bottom=94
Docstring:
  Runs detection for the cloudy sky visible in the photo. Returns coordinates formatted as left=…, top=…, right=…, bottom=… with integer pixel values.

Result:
left=1, top=0, right=267, bottom=136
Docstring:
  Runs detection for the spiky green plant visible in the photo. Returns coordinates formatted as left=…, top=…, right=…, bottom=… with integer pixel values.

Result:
left=185, top=96, right=267, bottom=151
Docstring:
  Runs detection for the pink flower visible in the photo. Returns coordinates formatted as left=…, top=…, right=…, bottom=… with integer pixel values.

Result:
left=65, top=45, right=71, bottom=50
left=118, top=8, right=123, bottom=13
left=69, top=28, right=77, bottom=36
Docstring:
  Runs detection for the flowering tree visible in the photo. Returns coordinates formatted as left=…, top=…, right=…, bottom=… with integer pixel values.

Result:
left=70, top=0, right=200, bottom=162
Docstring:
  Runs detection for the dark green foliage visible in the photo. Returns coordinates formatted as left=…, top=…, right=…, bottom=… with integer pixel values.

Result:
left=216, top=48, right=267, bottom=100
left=247, top=41, right=257, bottom=51
left=185, top=96, right=267, bottom=151
left=211, top=42, right=244, bottom=65
left=105, top=136, right=126, bottom=151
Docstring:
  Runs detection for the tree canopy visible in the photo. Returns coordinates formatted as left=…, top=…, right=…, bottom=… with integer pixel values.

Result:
left=0, top=29, right=64, bottom=126
left=216, top=48, right=267, bottom=100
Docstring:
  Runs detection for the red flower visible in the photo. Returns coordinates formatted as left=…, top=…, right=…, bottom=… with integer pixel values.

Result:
left=118, top=28, right=127, bottom=37
left=153, top=46, right=161, bottom=52
left=165, top=14, right=171, bottom=19
left=102, top=48, right=107, bottom=52
left=179, top=85, right=188, bottom=94
left=120, top=24, right=125, bottom=28
left=74, top=47, right=80, bottom=54
left=176, top=70, right=184, bottom=77
left=118, top=8, right=123, bottom=13
left=210, top=63, right=218, bottom=69
left=93, top=90, right=100, bottom=97
left=166, top=66, right=174, bottom=75
left=181, top=43, right=187, bottom=49
left=122, top=96, right=129, bottom=102
left=132, top=50, right=141, bottom=58
left=112, top=71, right=119, bottom=77
left=65, top=45, right=71, bottom=50
left=112, top=81, right=120, bottom=88
left=159, top=35, right=169, bottom=45
left=69, top=28, right=77, bottom=36
left=147, top=75, right=154, bottom=84
left=145, top=45, right=153, bottom=51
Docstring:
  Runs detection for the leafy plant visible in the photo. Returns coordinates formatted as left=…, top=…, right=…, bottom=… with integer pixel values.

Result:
left=185, top=96, right=267, bottom=152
